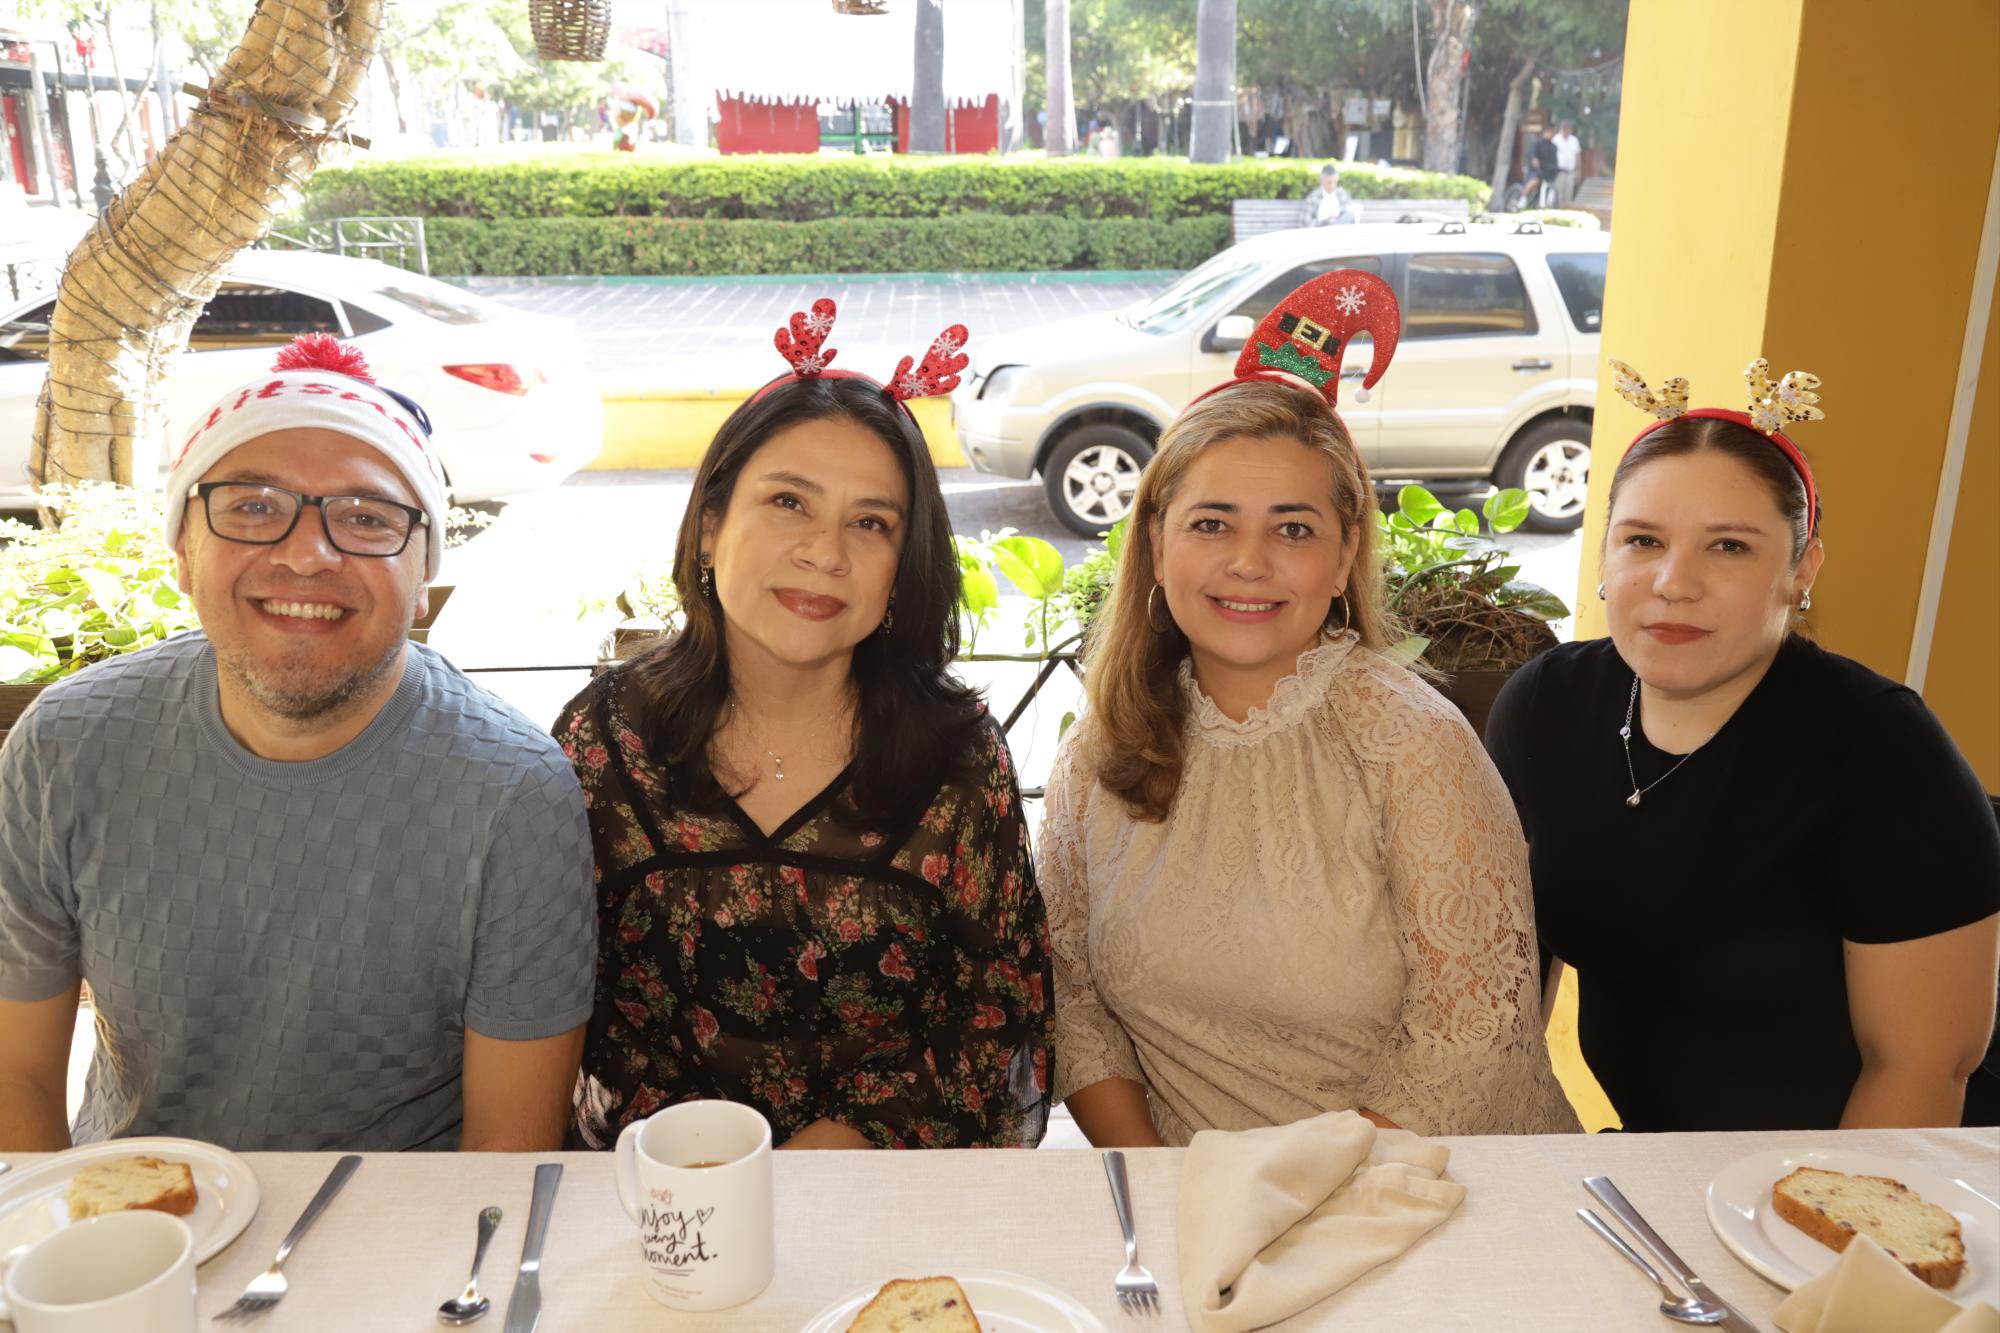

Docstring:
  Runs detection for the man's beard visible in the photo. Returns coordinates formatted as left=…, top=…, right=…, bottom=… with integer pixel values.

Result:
left=216, top=639, right=403, bottom=722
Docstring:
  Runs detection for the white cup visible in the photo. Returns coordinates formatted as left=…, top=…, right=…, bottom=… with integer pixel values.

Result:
left=613, top=1099, right=775, bottom=1311
left=3, top=1211, right=197, bottom=1333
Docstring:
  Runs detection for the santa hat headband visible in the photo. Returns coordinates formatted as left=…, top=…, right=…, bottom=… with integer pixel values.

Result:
left=751, top=298, right=969, bottom=416
left=164, top=334, right=449, bottom=579
left=1611, top=357, right=1824, bottom=538
left=1187, top=269, right=1402, bottom=431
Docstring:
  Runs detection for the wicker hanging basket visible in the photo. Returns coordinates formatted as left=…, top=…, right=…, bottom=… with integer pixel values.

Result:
left=529, top=0, right=612, bottom=61
left=831, top=0, right=891, bottom=13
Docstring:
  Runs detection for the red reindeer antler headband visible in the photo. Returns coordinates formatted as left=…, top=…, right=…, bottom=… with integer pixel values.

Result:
left=761, top=298, right=969, bottom=414
left=1611, top=357, right=1825, bottom=537
left=1189, top=269, right=1402, bottom=417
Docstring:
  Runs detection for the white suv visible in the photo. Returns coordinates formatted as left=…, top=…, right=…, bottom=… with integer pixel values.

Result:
left=952, top=221, right=1608, bottom=534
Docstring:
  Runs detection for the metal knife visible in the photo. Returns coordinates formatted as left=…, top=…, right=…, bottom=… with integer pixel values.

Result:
left=501, top=1162, right=563, bottom=1333
left=1584, top=1175, right=1763, bottom=1333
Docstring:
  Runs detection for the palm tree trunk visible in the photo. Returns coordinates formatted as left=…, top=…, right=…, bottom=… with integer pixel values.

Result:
left=1489, top=59, right=1535, bottom=205
left=1189, top=0, right=1237, bottom=165
left=1044, top=0, right=1076, bottom=156
left=910, top=0, right=946, bottom=153
left=29, top=0, right=384, bottom=493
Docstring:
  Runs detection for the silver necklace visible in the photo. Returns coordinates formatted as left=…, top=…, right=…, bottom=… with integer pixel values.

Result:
left=1619, top=676, right=1703, bottom=808
left=727, top=698, right=839, bottom=783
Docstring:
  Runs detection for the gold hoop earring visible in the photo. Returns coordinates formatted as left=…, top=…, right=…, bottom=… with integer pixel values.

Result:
left=1146, top=584, right=1174, bottom=633
left=1326, top=594, right=1352, bottom=635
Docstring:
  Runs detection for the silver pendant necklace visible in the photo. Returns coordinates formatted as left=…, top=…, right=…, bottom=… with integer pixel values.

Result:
left=727, top=698, right=840, bottom=783
left=1619, top=675, right=1704, bottom=808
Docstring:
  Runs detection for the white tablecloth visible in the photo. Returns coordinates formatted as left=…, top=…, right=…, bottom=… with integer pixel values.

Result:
left=8, top=1128, right=1996, bottom=1330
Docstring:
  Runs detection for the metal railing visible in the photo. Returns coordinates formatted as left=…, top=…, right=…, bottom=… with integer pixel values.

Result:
left=262, top=216, right=429, bottom=276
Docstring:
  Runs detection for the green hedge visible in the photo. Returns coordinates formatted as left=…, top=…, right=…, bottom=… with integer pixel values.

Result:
left=425, top=214, right=1233, bottom=277
left=307, top=153, right=1490, bottom=223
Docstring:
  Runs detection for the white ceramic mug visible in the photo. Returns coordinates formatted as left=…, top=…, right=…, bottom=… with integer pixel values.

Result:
left=3, top=1211, right=197, bottom=1333
left=613, top=1099, right=774, bottom=1311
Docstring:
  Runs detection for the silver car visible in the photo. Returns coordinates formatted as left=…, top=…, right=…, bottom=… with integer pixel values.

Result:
left=952, top=221, right=1608, bottom=535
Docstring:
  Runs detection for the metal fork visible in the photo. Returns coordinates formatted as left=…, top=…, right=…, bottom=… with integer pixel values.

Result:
left=1102, top=1150, right=1161, bottom=1314
left=213, top=1154, right=361, bottom=1322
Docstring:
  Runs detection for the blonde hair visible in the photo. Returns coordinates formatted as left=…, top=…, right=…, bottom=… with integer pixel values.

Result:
left=1082, top=379, right=1394, bottom=822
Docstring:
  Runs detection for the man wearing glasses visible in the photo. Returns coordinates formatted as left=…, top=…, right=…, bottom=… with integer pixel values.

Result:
left=0, top=336, right=595, bottom=1153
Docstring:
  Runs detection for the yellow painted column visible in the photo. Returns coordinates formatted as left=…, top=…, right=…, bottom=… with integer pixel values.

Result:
left=1579, top=0, right=2000, bottom=783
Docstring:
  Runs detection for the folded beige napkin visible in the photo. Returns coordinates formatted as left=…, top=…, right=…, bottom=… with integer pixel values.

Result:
left=1176, top=1109, right=1465, bottom=1333
left=1774, top=1234, right=2000, bottom=1333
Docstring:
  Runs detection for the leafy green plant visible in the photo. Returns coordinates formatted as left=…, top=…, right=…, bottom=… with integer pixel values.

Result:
left=0, top=485, right=202, bottom=685
left=1377, top=485, right=1567, bottom=673
left=304, top=153, right=1492, bottom=224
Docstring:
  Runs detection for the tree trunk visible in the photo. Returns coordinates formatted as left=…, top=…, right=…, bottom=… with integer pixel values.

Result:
left=1044, top=0, right=1076, bottom=156
left=29, top=0, right=384, bottom=493
left=1420, top=0, right=1476, bottom=174
left=1189, top=0, right=1236, bottom=164
left=909, top=0, right=946, bottom=153
left=1489, top=58, right=1534, bottom=205
left=379, top=46, right=410, bottom=136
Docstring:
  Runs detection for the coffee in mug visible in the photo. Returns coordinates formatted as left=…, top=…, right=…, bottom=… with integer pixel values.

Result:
left=613, top=1099, right=774, bottom=1311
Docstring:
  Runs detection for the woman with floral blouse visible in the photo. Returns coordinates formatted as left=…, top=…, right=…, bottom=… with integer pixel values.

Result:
left=557, top=315, right=1052, bottom=1151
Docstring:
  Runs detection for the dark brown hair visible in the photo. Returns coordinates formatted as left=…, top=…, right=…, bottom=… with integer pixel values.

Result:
left=627, top=375, right=981, bottom=823
left=1607, top=415, right=1819, bottom=560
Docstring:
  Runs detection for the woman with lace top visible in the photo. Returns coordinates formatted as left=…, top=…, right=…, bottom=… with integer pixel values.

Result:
left=558, top=307, right=1053, bottom=1151
left=1039, top=271, right=1577, bottom=1145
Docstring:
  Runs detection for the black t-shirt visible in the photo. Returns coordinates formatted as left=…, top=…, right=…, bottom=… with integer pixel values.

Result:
left=1531, top=136, right=1560, bottom=178
left=1486, top=636, right=2000, bottom=1131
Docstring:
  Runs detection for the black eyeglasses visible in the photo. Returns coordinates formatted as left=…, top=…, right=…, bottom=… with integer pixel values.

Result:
left=191, top=482, right=428, bottom=558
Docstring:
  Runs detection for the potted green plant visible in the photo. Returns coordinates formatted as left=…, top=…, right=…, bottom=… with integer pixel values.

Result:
left=0, top=484, right=203, bottom=740
left=1377, top=484, right=1570, bottom=737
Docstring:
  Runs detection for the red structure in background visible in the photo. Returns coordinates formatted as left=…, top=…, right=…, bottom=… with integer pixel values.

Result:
left=716, top=95, right=999, bottom=156
left=715, top=98, right=820, bottom=154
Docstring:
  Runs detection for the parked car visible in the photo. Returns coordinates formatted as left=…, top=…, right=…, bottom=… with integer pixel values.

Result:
left=952, top=221, right=1608, bottom=535
left=0, top=250, right=603, bottom=510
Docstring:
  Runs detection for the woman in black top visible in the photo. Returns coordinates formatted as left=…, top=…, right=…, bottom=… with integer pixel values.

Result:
left=1486, top=361, right=2000, bottom=1131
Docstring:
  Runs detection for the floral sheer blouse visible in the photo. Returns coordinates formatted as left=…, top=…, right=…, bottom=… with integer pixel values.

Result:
left=557, top=667, right=1053, bottom=1151
left=1039, top=632, right=1578, bottom=1143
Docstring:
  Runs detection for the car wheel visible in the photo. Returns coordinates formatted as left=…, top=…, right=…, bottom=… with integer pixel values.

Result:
left=1496, top=420, right=1591, bottom=533
left=1042, top=425, right=1153, bottom=538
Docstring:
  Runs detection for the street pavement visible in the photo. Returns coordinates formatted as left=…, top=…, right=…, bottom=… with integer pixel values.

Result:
left=463, top=274, right=1162, bottom=388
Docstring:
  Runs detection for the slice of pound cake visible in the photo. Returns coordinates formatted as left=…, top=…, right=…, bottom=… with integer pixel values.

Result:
left=845, top=1276, right=980, bottom=1332
left=1771, top=1166, right=1965, bottom=1289
left=66, top=1155, right=199, bottom=1222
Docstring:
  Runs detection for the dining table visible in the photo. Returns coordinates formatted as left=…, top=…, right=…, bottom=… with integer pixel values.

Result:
left=7, top=1127, right=1996, bottom=1331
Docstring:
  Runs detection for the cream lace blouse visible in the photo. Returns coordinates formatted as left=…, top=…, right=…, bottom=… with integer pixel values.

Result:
left=1039, top=633, right=1579, bottom=1142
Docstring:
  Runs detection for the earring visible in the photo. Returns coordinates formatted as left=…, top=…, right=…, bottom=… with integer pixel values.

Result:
left=1326, top=594, right=1352, bottom=635
left=1799, top=589, right=1812, bottom=611
left=1596, top=583, right=1606, bottom=601
left=1146, top=584, right=1174, bottom=633
left=878, top=595, right=895, bottom=636
left=698, top=556, right=714, bottom=599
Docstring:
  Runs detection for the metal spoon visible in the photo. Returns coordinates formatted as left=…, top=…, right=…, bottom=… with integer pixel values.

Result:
left=1577, top=1209, right=1729, bottom=1325
left=438, top=1205, right=503, bottom=1325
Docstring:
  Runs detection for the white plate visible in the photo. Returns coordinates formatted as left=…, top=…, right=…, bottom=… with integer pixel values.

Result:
left=801, top=1269, right=1109, bottom=1333
left=1707, top=1146, right=2000, bottom=1306
left=0, top=1137, right=261, bottom=1319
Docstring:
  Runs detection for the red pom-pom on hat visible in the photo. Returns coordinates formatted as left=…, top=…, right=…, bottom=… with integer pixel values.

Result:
left=271, top=332, right=376, bottom=383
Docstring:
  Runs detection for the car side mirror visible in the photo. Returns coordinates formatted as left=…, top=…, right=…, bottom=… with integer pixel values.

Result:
left=1204, top=314, right=1254, bottom=353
